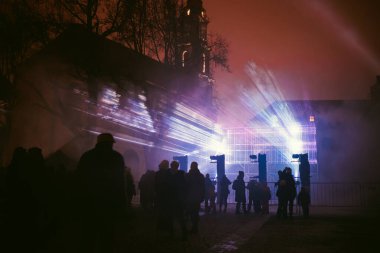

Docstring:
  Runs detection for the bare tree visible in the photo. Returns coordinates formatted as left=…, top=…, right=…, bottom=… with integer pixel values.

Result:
left=117, top=0, right=179, bottom=65
left=0, top=0, right=138, bottom=82
left=1, top=0, right=228, bottom=82
left=40, top=0, right=137, bottom=37
left=147, top=0, right=178, bottom=65
left=0, top=0, right=50, bottom=80
left=208, top=33, right=230, bottom=74
left=118, top=0, right=229, bottom=74
left=116, top=0, right=150, bottom=54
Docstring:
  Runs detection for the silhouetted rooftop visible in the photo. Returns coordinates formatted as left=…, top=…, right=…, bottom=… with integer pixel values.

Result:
left=17, top=24, right=197, bottom=95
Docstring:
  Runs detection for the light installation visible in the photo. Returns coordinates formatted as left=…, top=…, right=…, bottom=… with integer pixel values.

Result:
left=68, top=67, right=319, bottom=182
left=70, top=83, right=224, bottom=159
left=222, top=97, right=318, bottom=182
left=220, top=62, right=319, bottom=182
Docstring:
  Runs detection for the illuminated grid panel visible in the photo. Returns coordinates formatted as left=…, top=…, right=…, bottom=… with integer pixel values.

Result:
left=225, top=125, right=317, bottom=165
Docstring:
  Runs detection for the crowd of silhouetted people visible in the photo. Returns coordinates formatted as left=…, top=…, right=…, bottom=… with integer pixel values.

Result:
left=0, top=133, right=136, bottom=252
left=0, top=133, right=310, bottom=252
left=1, top=146, right=62, bottom=252
left=275, top=167, right=310, bottom=219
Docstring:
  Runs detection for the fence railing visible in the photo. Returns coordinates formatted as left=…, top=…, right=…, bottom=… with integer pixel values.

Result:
left=133, top=182, right=380, bottom=208
left=265, top=182, right=380, bottom=207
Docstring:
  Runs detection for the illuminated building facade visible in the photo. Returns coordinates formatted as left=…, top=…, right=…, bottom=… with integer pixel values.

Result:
left=221, top=99, right=380, bottom=183
left=4, top=1, right=219, bottom=180
left=5, top=26, right=222, bottom=180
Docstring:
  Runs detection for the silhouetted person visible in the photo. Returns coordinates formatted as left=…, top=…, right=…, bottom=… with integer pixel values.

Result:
left=6, top=147, right=53, bottom=252
left=125, top=166, right=136, bottom=208
left=232, top=171, right=247, bottom=214
left=28, top=147, right=48, bottom=204
left=297, top=186, right=310, bottom=218
left=260, top=182, right=271, bottom=215
left=299, top=154, right=310, bottom=190
left=170, top=160, right=187, bottom=240
left=138, top=170, right=156, bottom=211
left=283, top=167, right=296, bottom=218
left=276, top=170, right=288, bottom=218
left=185, top=162, right=205, bottom=234
left=246, top=178, right=254, bottom=213
left=219, top=174, right=231, bottom=213
left=154, top=160, right=173, bottom=235
left=204, top=173, right=213, bottom=213
left=76, top=133, right=126, bottom=253
left=208, top=183, right=217, bottom=214
left=4, top=147, right=35, bottom=252
left=5, top=147, right=29, bottom=214
left=28, top=147, right=51, bottom=250
left=246, top=179, right=261, bottom=213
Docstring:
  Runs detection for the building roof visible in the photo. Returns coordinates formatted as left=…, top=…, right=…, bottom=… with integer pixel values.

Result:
left=253, top=99, right=373, bottom=125
left=19, top=25, right=198, bottom=96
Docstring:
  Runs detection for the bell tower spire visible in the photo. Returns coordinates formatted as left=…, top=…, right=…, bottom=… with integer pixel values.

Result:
left=176, top=0, right=215, bottom=112
left=177, top=0, right=210, bottom=78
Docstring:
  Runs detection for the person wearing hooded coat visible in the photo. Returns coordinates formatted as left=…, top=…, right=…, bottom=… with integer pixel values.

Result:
left=76, top=133, right=126, bottom=253
left=185, top=162, right=205, bottom=234
left=232, top=171, right=247, bottom=214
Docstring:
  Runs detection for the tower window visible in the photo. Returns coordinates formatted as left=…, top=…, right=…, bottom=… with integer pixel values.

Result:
left=202, top=53, right=206, bottom=73
left=182, top=51, right=189, bottom=67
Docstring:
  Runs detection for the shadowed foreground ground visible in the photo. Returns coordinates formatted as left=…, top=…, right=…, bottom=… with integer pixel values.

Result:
left=39, top=205, right=380, bottom=253
left=236, top=208, right=380, bottom=253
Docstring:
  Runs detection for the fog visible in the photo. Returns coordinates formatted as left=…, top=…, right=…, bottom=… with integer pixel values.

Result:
left=2, top=42, right=380, bottom=185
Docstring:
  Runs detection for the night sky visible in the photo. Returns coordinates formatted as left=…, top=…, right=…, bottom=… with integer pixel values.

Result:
left=204, top=0, right=380, bottom=100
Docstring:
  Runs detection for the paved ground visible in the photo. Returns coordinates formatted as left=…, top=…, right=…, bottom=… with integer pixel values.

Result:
left=236, top=207, right=380, bottom=253
left=40, top=205, right=380, bottom=253
left=44, top=204, right=271, bottom=253
left=2, top=203, right=379, bottom=253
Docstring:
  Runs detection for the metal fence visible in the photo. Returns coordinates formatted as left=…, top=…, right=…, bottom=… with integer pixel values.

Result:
left=221, top=182, right=380, bottom=207
left=132, top=182, right=380, bottom=208
left=263, top=182, right=380, bottom=207
left=307, top=182, right=380, bottom=207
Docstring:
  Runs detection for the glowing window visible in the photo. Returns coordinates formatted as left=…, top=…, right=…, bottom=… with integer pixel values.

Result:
left=309, top=115, right=315, bottom=122
left=182, top=51, right=189, bottom=67
left=187, top=9, right=190, bottom=15
left=202, top=53, right=206, bottom=73
left=201, top=11, right=205, bottom=17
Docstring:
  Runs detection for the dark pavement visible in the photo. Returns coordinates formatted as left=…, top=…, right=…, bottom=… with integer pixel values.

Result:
left=38, top=205, right=380, bottom=253
left=236, top=207, right=380, bottom=253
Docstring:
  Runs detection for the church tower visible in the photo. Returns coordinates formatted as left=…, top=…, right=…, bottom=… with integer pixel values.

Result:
left=176, top=0, right=215, bottom=115
left=177, top=0, right=211, bottom=79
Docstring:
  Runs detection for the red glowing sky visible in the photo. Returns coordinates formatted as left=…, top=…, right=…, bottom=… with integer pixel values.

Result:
left=204, top=0, right=380, bottom=100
